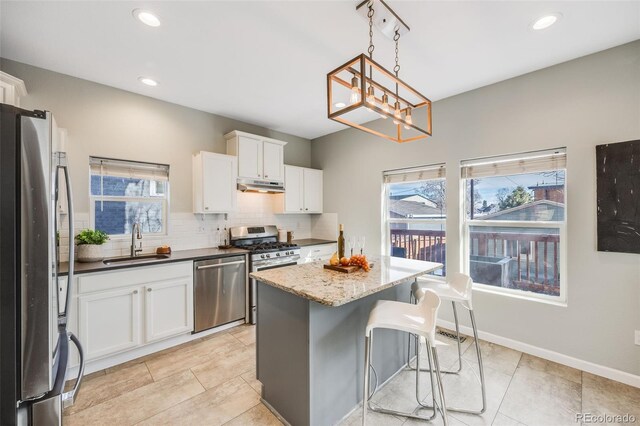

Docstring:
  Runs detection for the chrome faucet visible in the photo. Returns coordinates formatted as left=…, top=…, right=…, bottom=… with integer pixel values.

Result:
left=131, top=222, right=143, bottom=257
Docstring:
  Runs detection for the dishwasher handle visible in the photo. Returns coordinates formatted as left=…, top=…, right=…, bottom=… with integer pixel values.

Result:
left=195, top=260, right=245, bottom=271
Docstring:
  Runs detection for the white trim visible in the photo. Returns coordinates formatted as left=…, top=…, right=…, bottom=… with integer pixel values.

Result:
left=437, top=319, right=640, bottom=389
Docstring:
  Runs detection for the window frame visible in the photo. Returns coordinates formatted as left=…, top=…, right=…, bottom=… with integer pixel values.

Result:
left=382, top=164, right=447, bottom=277
left=89, top=158, right=170, bottom=238
left=461, top=153, right=567, bottom=304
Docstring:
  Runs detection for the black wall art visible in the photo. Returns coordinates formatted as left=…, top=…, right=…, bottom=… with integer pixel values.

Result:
left=596, top=140, right=640, bottom=254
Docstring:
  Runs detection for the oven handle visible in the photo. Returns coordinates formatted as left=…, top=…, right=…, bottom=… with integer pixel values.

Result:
left=196, top=260, right=245, bottom=270
left=253, top=256, right=300, bottom=269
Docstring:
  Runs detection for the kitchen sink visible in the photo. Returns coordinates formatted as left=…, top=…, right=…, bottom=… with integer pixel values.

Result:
left=103, top=254, right=171, bottom=265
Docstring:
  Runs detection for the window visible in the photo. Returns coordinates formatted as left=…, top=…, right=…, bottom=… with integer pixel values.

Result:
left=461, top=148, right=567, bottom=301
left=383, top=164, right=446, bottom=276
left=89, top=157, right=169, bottom=236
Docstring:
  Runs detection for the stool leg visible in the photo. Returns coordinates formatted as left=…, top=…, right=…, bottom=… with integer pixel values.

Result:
left=363, top=333, right=372, bottom=425
left=432, top=345, right=449, bottom=426
left=406, top=291, right=415, bottom=367
left=418, top=336, right=438, bottom=411
left=451, top=301, right=463, bottom=374
left=470, top=309, right=487, bottom=414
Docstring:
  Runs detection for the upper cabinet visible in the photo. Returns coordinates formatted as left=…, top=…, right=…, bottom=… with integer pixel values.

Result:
left=193, top=151, right=237, bottom=213
left=277, top=165, right=323, bottom=214
left=225, top=131, right=286, bottom=182
left=0, top=71, right=27, bottom=107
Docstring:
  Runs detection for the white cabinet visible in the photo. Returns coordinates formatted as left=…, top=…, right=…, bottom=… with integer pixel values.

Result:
left=303, top=168, right=323, bottom=213
left=283, top=166, right=304, bottom=213
left=262, top=141, right=284, bottom=181
left=0, top=71, right=27, bottom=107
left=79, top=287, right=141, bottom=360
left=277, top=165, right=323, bottom=213
left=225, top=130, right=286, bottom=182
left=193, top=151, right=237, bottom=213
left=299, top=243, right=337, bottom=264
left=75, top=262, right=193, bottom=361
left=144, top=278, right=193, bottom=343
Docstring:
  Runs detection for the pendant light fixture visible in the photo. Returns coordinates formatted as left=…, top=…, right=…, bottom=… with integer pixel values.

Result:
left=327, top=0, right=432, bottom=143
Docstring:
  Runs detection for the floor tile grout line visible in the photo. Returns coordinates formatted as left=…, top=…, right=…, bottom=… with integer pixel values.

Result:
left=491, top=352, right=523, bottom=425
left=220, top=400, right=263, bottom=426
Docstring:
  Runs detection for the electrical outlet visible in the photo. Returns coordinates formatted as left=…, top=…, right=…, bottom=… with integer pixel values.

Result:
left=635, top=330, right=640, bottom=346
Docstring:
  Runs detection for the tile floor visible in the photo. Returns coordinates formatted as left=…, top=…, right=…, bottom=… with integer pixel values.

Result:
left=63, top=325, right=640, bottom=426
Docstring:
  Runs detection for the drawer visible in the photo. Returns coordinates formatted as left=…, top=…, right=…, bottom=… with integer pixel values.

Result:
left=78, top=261, right=193, bottom=294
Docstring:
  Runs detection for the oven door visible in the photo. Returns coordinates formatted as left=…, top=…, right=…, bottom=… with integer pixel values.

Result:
left=249, top=256, right=299, bottom=324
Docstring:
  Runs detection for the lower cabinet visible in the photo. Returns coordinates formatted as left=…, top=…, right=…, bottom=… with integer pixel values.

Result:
left=299, top=243, right=337, bottom=264
left=79, top=287, right=141, bottom=360
left=144, top=278, right=193, bottom=343
left=74, top=262, right=193, bottom=362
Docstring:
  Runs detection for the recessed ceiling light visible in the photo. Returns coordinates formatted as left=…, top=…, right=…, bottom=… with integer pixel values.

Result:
left=334, top=102, right=346, bottom=108
left=138, top=77, right=158, bottom=87
left=132, top=9, right=161, bottom=27
left=531, top=13, right=561, bottom=31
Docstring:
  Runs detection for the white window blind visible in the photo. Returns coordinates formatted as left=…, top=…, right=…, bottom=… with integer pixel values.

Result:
left=384, top=163, right=445, bottom=184
left=89, top=157, right=170, bottom=181
left=461, top=148, right=566, bottom=179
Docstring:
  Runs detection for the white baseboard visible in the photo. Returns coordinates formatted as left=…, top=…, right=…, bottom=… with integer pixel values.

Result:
left=437, top=319, right=640, bottom=389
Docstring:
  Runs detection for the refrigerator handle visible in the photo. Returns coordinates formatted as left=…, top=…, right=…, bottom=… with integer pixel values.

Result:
left=61, top=332, right=84, bottom=408
left=56, top=153, right=74, bottom=323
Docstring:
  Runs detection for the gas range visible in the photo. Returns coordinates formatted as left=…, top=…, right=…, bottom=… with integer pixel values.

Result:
left=229, top=225, right=300, bottom=324
left=229, top=225, right=301, bottom=263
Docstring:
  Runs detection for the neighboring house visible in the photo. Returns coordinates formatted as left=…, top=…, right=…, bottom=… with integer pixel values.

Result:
left=476, top=199, right=565, bottom=221
left=389, top=192, right=437, bottom=208
left=389, top=199, right=445, bottom=220
left=528, top=183, right=564, bottom=204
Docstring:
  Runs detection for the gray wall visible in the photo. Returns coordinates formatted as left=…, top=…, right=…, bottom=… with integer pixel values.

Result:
left=0, top=58, right=312, bottom=213
left=312, top=40, right=640, bottom=375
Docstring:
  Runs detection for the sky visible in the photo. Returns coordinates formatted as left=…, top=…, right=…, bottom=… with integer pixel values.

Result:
left=389, top=171, right=565, bottom=206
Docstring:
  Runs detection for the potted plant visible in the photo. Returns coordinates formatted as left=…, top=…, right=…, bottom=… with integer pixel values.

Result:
left=75, top=229, right=109, bottom=263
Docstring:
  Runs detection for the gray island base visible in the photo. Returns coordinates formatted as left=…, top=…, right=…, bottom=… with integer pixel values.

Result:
left=251, top=256, right=443, bottom=426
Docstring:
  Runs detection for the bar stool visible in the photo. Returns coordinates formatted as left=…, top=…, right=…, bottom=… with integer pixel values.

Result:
left=363, top=287, right=448, bottom=425
left=409, top=272, right=487, bottom=415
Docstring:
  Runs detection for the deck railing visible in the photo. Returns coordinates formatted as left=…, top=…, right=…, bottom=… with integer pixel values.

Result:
left=390, top=228, right=561, bottom=294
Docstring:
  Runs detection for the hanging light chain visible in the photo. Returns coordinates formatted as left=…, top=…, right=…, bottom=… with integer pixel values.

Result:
left=367, top=1, right=375, bottom=59
left=393, top=29, right=401, bottom=77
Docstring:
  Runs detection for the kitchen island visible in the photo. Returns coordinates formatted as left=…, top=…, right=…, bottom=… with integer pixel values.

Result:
left=251, top=255, right=442, bottom=426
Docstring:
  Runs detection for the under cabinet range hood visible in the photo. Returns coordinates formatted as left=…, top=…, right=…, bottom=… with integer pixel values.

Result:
left=237, top=178, right=285, bottom=193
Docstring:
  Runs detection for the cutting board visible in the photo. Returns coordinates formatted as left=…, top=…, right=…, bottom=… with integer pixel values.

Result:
left=323, top=264, right=361, bottom=273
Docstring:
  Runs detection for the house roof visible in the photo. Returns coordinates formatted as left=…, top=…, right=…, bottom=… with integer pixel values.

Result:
left=477, top=199, right=564, bottom=221
left=528, top=184, right=564, bottom=190
left=389, top=199, right=445, bottom=218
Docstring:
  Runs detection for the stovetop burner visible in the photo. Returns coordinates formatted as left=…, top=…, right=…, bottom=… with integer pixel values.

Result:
left=242, top=242, right=298, bottom=253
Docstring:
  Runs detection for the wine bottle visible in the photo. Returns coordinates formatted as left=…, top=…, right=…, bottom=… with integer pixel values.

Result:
left=338, top=224, right=345, bottom=259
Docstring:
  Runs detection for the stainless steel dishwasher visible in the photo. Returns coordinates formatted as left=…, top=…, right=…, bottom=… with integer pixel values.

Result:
left=193, top=255, right=247, bottom=333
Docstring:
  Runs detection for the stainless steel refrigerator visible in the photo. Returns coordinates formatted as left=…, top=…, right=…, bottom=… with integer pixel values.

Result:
left=1, top=104, right=85, bottom=425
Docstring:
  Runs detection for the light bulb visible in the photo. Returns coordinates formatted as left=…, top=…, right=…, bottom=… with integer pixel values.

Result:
left=350, top=76, right=360, bottom=104
left=393, top=101, right=402, bottom=125
left=366, top=86, right=375, bottom=105
left=380, top=93, right=389, bottom=119
left=404, top=108, right=413, bottom=130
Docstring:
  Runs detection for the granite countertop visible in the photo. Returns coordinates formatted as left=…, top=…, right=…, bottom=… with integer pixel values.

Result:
left=250, top=255, right=443, bottom=307
left=293, top=238, right=336, bottom=247
left=59, top=247, right=249, bottom=276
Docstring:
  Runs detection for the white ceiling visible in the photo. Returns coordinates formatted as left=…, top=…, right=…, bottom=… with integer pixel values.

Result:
left=1, top=1, right=639, bottom=139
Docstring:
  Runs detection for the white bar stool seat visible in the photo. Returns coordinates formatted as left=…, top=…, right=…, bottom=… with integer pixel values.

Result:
left=363, top=287, right=448, bottom=425
left=409, top=272, right=487, bottom=415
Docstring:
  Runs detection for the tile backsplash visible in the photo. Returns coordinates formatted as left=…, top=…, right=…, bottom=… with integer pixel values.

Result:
left=59, top=192, right=336, bottom=260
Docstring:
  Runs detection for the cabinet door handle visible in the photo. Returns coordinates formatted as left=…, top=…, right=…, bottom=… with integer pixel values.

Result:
left=147, top=288, right=152, bottom=292
left=265, top=174, right=268, bottom=178
left=305, top=208, right=308, bottom=211
left=133, top=290, right=138, bottom=294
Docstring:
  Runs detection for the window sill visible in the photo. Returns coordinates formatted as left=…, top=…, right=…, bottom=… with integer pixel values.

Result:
left=472, top=283, right=567, bottom=308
